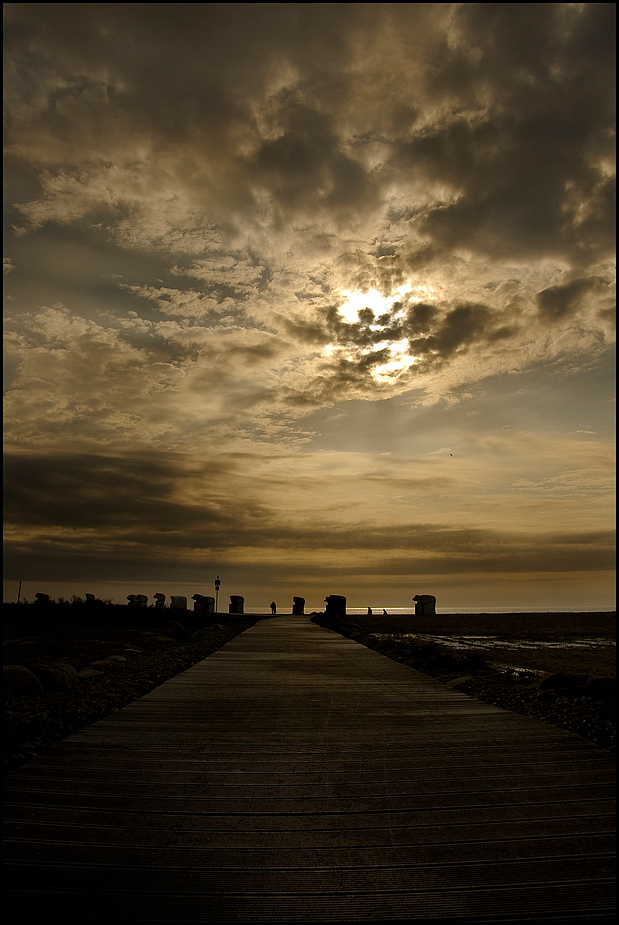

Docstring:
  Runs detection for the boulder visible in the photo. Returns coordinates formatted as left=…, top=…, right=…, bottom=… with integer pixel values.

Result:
left=376, top=638, right=397, bottom=653
left=585, top=676, right=616, bottom=700
left=166, top=619, right=189, bottom=640
left=4, top=665, right=44, bottom=699
left=445, top=676, right=474, bottom=689
left=538, top=672, right=580, bottom=692
left=24, top=656, right=79, bottom=691
left=78, top=668, right=104, bottom=679
left=88, top=656, right=127, bottom=670
left=191, top=629, right=211, bottom=641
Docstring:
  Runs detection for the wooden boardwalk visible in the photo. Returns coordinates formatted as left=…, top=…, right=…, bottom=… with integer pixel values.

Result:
left=3, top=615, right=615, bottom=921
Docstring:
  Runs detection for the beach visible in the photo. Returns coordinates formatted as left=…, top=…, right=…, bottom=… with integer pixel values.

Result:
left=326, top=611, right=616, bottom=677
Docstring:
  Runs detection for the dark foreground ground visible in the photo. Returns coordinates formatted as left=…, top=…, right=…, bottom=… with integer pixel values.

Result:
left=3, top=607, right=616, bottom=773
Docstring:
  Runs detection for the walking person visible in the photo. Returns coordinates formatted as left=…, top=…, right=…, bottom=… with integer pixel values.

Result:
left=270, top=601, right=277, bottom=615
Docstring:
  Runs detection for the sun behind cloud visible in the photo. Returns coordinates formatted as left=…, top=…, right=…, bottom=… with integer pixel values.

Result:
left=329, top=282, right=437, bottom=382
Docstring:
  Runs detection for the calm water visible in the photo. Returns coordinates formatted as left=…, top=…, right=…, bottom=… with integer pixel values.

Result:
left=379, top=633, right=615, bottom=651
left=345, top=607, right=610, bottom=615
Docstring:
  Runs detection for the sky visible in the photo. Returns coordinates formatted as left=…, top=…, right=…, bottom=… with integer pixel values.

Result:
left=3, top=3, right=616, bottom=613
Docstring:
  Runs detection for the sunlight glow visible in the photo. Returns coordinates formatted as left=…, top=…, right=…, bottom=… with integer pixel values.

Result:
left=334, top=283, right=420, bottom=381
left=337, top=288, right=387, bottom=323
left=373, top=338, right=416, bottom=381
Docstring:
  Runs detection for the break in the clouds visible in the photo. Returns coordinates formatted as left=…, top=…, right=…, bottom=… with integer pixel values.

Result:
left=3, top=4, right=615, bottom=609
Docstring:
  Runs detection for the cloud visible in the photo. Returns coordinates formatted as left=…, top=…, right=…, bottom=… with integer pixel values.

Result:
left=4, top=444, right=614, bottom=578
left=536, top=277, right=605, bottom=322
left=3, top=4, right=615, bottom=605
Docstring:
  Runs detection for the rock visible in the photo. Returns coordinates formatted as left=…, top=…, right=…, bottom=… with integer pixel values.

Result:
left=24, top=657, right=79, bottom=691
left=78, top=668, right=104, bottom=679
left=585, top=677, right=616, bottom=700
left=191, top=629, right=211, bottom=641
left=445, top=676, right=474, bottom=689
left=166, top=619, right=189, bottom=640
left=88, top=656, right=127, bottom=670
left=538, top=672, right=580, bottom=692
left=4, top=665, right=44, bottom=699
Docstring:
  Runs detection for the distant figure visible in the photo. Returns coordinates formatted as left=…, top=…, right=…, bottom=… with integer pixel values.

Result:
left=367, top=607, right=372, bottom=615
left=270, top=601, right=277, bottom=615
left=383, top=609, right=388, bottom=615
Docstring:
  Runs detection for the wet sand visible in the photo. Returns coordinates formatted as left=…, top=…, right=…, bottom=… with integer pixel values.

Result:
left=332, top=611, right=616, bottom=678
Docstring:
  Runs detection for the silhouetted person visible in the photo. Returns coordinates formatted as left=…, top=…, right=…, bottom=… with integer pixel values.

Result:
left=383, top=609, right=388, bottom=615
left=367, top=607, right=372, bottom=615
left=270, top=601, right=277, bottom=615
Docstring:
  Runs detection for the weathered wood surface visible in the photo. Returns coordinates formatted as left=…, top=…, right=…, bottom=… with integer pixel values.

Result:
left=4, top=616, right=615, bottom=921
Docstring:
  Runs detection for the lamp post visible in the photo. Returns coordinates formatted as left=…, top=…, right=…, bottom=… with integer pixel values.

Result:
left=215, top=575, right=220, bottom=613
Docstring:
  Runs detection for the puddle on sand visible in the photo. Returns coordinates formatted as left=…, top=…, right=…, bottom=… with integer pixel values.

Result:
left=376, top=633, right=615, bottom=677
left=388, top=633, right=614, bottom=652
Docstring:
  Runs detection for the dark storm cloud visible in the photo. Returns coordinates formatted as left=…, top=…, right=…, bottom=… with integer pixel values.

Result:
left=3, top=3, right=363, bottom=183
left=4, top=447, right=614, bottom=581
left=2, top=451, right=258, bottom=535
left=536, top=278, right=604, bottom=322
left=277, top=314, right=332, bottom=347
left=5, top=3, right=614, bottom=276
left=407, top=302, right=518, bottom=371
left=389, top=3, right=616, bottom=266
left=250, top=95, right=377, bottom=221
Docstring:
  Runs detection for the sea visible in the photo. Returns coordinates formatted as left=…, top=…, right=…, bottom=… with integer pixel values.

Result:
left=344, top=607, right=612, bottom=615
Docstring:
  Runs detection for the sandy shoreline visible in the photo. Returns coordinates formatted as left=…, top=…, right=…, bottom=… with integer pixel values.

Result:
left=311, top=611, right=616, bottom=678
